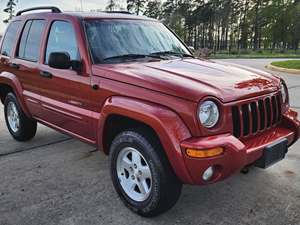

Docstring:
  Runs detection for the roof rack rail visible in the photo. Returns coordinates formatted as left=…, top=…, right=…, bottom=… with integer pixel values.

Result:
left=102, top=11, right=132, bottom=14
left=16, top=6, right=61, bottom=16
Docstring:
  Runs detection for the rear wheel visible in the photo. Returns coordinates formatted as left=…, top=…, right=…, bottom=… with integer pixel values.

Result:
left=109, top=128, right=182, bottom=217
left=4, top=93, right=37, bottom=141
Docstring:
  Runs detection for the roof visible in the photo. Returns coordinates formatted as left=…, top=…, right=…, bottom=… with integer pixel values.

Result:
left=64, top=11, right=157, bottom=21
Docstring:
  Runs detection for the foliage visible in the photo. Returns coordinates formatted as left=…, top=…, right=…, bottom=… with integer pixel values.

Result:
left=144, top=0, right=161, bottom=18
left=127, top=0, right=146, bottom=15
left=106, top=0, right=118, bottom=11
left=3, top=0, right=17, bottom=23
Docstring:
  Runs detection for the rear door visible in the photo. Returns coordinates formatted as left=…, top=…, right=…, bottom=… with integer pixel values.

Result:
left=13, top=19, right=47, bottom=116
left=37, top=20, right=96, bottom=143
left=0, top=19, right=45, bottom=116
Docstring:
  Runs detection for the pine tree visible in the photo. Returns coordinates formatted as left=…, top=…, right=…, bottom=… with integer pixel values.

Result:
left=106, top=0, right=118, bottom=11
left=127, top=0, right=146, bottom=15
left=144, top=0, right=161, bottom=19
left=3, top=0, right=17, bottom=23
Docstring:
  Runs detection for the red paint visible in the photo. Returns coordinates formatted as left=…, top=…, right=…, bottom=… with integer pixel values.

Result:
left=0, top=12, right=299, bottom=185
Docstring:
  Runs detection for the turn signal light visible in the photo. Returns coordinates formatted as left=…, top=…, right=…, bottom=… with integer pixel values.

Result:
left=186, top=147, right=224, bottom=158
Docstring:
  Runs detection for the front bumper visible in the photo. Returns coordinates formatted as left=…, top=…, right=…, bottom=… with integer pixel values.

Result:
left=180, top=109, right=300, bottom=185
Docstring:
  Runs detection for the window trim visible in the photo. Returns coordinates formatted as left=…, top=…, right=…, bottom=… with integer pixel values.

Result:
left=44, top=19, right=81, bottom=66
left=0, top=20, right=22, bottom=58
left=16, top=19, right=46, bottom=62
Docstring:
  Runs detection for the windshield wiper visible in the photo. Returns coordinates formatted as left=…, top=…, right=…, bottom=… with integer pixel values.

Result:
left=150, top=51, right=194, bottom=58
left=102, top=54, right=163, bottom=62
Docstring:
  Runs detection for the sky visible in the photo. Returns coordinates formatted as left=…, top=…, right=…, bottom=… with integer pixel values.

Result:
left=0, top=0, right=126, bottom=34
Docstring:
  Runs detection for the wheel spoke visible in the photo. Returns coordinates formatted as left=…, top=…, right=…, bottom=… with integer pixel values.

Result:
left=123, top=177, right=136, bottom=192
left=122, top=157, right=132, bottom=171
left=12, top=104, right=18, bottom=115
left=136, top=180, right=146, bottom=194
left=140, top=166, right=151, bottom=179
left=132, top=151, right=141, bottom=166
left=142, top=179, right=150, bottom=193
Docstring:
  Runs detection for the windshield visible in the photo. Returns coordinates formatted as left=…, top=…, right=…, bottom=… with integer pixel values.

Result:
left=84, top=19, right=191, bottom=63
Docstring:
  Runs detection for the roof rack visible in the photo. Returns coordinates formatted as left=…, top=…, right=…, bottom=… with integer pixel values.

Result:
left=16, top=6, right=61, bottom=16
left=102, top=11, right=132, bottom=14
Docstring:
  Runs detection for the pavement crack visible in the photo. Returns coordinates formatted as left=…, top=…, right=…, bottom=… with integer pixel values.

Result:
left=0, top=137, right=73, bottom=158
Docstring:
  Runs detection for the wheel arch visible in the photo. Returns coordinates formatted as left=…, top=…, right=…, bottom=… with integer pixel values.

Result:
left=98, top=96, right=193, bottom=184
left=0, top=72, right=31, bottom=117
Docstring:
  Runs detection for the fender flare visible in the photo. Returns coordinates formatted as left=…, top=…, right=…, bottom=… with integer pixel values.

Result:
left=0, top=72, right=31, bottom=117
left=97, top=96, right=194, bottom=184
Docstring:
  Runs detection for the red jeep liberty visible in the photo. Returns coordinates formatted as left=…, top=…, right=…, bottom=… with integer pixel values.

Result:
left=0, top=7, right=299, bottom=217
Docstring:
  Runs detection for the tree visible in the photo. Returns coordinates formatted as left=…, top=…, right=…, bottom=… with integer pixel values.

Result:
left=144, top=0, right=161, bottom=19
left=127, top=0, right=146, bottom=15
left=289, top=0, right=300, bottom=51
left=105, top=0, right=123, bottom=11
left=252, top=0, right=262, bottom=50
left=3, top=0, right=17, bottom=23
left=106, top=0, right=117, bottom=11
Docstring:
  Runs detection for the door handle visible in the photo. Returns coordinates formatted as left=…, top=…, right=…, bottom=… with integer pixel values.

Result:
left=9, top=63, right=20, bottom=69
left=40, top=71, right=53, bottom=79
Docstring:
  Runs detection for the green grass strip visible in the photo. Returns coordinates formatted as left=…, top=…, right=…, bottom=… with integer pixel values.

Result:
left=271, top=60, right=300, bottom=69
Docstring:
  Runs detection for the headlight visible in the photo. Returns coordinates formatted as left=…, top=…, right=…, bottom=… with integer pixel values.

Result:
left=281, top=83, right=288, bottom=103
left=198, top=100, right=219, bottom=128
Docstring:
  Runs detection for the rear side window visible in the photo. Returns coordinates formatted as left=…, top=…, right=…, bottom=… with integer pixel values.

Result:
left=17, top=20, right=46, bottom=61
left=0, top=21, right=21, bottom=57
left=45, top=21, right=79, bottom=64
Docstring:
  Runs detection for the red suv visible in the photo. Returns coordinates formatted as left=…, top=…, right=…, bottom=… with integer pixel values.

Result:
left=0, top=7, right=299, bottom=216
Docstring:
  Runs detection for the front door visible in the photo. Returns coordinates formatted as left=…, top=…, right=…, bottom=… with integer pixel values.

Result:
left=37, top=20, right=95, bottom=143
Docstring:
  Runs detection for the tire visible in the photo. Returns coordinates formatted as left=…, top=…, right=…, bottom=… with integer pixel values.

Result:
left=109, top=128, right=182, bottom=217
left=4, top=93, right=37, bottom=141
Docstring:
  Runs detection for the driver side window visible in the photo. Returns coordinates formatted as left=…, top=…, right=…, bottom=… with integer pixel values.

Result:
left=45, top=21, right=80, bottom=64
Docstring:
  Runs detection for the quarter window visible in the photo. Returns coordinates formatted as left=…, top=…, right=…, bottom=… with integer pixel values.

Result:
left=0, top=21, right=21, bottom=57
left=17, top=20, right=46, bottom=61
left=45, top=21, right=79, bottom=64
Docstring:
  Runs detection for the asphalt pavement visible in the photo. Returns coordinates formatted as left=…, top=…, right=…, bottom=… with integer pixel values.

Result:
left=0, top=58, right=299, bottom=225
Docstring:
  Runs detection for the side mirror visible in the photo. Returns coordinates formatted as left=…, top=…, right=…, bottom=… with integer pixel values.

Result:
left=48, top=52, right=71, bottom=69
left=49, top=52, right=82, bottom=72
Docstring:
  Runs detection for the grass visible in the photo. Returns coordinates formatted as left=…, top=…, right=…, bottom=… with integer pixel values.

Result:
left=271, top=60, right=300, bottom=70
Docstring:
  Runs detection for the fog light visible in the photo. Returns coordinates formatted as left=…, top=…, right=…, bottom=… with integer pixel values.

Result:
left=202, top=166, right=214, bottom=181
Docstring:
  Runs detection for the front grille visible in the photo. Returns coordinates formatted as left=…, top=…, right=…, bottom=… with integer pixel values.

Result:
left=231, top=93, right=282, bottom=138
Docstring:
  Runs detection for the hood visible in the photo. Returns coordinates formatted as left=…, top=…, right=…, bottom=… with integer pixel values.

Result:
left=93, top=58, right=281, bottom=103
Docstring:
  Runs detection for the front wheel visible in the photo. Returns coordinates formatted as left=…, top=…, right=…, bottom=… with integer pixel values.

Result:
left=109, top=128, right=182, bottom=217
left=4, top=93, right=37, bottom=141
